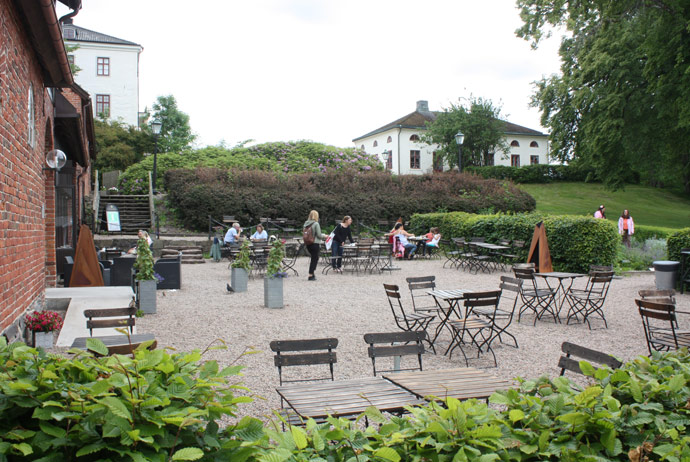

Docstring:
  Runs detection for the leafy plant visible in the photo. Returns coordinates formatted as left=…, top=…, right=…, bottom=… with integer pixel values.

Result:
left=0, top=336, right=261, bottom=461
left=231, top=239, right=251, bottom=271
left=266, top=240, right=286, bottom=279
left=24, top=311, right=63, bottom=333
left=133, top=237, right=155, bottom=280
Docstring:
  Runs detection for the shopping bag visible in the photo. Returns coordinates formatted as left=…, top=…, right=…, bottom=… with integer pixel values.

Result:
left=325, top=231, right=335, bottom=250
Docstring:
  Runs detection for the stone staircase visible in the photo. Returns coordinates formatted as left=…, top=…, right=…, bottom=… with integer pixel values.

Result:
left=163, top=246, right=205, bottom=264
left=97, top=194, right=151, bottom=233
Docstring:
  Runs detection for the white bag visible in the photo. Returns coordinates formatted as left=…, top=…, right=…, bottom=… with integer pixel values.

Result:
left=325, top=231, right=335, bottom=250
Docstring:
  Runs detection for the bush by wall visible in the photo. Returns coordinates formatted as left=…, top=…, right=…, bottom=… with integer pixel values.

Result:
left=165, top=169, right=536, bottom=231
left=633, top=224, right=676, bottom=244
left=667, top=227, right=690, bottom=260
left=410, top=212, right=619, bottom=272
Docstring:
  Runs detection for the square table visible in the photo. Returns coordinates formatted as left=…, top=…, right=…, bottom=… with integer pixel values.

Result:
left=383, top=367, right=512, bottom=402
left=276, top=377, right=425, bottom=420
left=427, top=289, right=469, bottom=346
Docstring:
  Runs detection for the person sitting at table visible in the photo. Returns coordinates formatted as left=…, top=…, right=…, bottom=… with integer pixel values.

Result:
left=393, top=223, right=417, bottom=260
left=224, top=222, right=242, bottom=245
left=387, top=217, right=404, bottom=244
left=423, top=227, right=442, bottom=256
left=250, top=224, right=268, bottom=242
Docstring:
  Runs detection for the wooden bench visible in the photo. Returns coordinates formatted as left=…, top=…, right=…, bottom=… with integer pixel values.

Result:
left=558, top=342, right=622, bottom=376
left=84, top=305, right=136, bottom=336
left=71, top=334, right=157, bottom=356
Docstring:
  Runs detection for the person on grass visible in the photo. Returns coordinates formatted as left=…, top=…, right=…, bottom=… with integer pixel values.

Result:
left=618, top=210, right=635, bottom=248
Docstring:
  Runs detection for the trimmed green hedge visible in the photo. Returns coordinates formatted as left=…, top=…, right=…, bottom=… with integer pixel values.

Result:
left=465, top=164, right=596, bottom=183
left=165, top=169, right=536, bottom=231
left=667, top=227, right=690, bottom=261
left=410, top=212, right=619, bottom=272
left=634, top=224, right=676, bottom=243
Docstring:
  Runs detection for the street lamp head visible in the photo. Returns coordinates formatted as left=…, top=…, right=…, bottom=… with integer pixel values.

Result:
left=151, top=120, right=162, bottom=136
left=45, top=149, right=67, bottom=171
left=381, top=150, right=391, bottom=162
left=455, top=131, right=465, bottom=146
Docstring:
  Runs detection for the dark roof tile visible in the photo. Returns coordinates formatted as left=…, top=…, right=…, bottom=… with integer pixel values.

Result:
left=62, top=24, right=140, bottom=47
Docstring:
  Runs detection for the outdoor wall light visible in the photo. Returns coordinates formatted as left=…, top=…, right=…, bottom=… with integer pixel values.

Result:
left=44, top=149, right=67, bottom=171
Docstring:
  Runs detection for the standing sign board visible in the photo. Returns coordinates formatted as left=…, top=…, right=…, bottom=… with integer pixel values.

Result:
left=105, top=204, right=121, bottom=232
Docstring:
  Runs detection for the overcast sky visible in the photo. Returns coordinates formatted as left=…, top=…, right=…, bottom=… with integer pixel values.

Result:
left=57, top=0, right=563, bottom=148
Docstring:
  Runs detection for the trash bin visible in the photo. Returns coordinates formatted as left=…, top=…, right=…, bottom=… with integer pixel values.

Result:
left=652, top=260, right=680, bottom=290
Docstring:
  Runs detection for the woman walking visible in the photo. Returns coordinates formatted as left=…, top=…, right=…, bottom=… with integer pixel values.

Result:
left=618, top=209, right=635, bottom=248
left=331, top=216, right=355, bottom=273
left=303, top=210, right=328, bottom=281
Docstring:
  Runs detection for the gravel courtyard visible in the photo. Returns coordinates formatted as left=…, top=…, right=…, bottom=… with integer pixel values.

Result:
left=137, top=255, right=689, bottom=423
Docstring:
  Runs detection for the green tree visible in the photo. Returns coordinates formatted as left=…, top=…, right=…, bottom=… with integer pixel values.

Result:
left=93, top=119, right=153, bottom=173
left=517, top=0, right=690, bottom=193
left=64, top=42, right=81, bottom=76
left=150, top=95, right=196, bottom=153
left=421, top=97, right=508, bottom=170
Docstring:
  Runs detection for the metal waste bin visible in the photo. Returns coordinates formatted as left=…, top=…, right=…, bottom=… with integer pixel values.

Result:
left=652, top=260, right=680, bottom=290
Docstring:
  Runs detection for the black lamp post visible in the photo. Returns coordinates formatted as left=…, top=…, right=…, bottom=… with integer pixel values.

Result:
left=151, top=120, right=162, bottom=194
left=381, top=149, right=391, bottom=170
left=455, top=131, right=465, bottom=172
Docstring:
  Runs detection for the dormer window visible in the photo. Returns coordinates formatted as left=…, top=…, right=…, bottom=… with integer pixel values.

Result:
left=64, top=28, right=75, bottom=39
left=510, top=140, right=520, bottom=147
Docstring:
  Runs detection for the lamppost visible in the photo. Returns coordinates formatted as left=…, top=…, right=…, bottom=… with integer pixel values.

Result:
left=151, top=120, right=162, bottom=194
left=381, top=149, right=391, bottom=170
left=455, top=131, right=465, bottom=172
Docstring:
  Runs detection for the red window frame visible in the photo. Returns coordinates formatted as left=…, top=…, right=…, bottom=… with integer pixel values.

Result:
left=96, top=94, right=110, bottom=117
left=410, top=150, right=421, bottom=169
left=97, top=57, right=110, bottom=76
left=511, top=155, right=520, bottom=167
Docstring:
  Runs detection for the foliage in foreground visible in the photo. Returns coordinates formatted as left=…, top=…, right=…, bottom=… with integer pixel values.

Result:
left=1, top=336, right=689, bottom=461
left=0, top=337, right=256, bottom=461
left=410, top=211, right=619, bottom=272
left=667, top=228, right=690, bottom=262
left=164, top=168, right=536, bottom=231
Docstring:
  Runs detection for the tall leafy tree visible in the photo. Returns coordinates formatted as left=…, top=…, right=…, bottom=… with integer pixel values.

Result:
left=93, top=119, right=153, bottom=173
left=517, top=0, right=690, bottom=193
left=421, top=97, right=508, bottom=170
left=150, top=95, right=196, bottom=153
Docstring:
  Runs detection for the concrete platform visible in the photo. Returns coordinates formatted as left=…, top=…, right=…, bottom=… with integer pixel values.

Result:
left=46, top=286, right=135, bottom=347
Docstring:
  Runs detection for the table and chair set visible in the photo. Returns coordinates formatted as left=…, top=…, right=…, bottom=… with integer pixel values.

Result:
left=441, top=238, right=524, bottom=274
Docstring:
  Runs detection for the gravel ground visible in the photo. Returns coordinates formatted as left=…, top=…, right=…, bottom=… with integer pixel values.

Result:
left=137, top=255, right=690, bottom=423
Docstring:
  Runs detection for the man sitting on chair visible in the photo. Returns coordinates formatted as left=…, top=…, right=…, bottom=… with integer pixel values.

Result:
left=224, top=222, right=242, bottom=245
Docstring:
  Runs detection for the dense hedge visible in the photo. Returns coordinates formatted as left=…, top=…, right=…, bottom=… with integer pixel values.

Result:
left=165, top=168, right=536, bottom=231
left=465, top=164, right=602, bottom=183
left=634, top=224, right=676, bottom=243
left=410, top=212, right=619, bottom=272
left=4, top=335, right=689, bottom=461
left=667, top=227, right=690, bottom=261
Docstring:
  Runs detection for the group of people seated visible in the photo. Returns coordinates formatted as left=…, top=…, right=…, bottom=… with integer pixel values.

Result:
left=223, top=222, right=269, bottom=245
left=388, top=221, right=441, bottom=260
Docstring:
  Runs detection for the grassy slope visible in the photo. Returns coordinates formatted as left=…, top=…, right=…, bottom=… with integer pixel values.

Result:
left=518, top=183, right=690, bottom=230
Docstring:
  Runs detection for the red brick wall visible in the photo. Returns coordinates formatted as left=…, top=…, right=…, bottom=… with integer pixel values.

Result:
left=0, top=0, right=55, bottom=331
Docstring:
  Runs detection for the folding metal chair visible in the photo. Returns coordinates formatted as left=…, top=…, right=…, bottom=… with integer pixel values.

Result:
left=636, top=299, right=690, bottom=354
left=565, top=271, right=614, bottom=329
left=513, top=267, right=557, bottom=325
left=473, top=276, right=522, bottom=348
left=446, top=290, right=501, bottom=367
left=383, top=284, right=436, bottom=353
left=406, top=276, right=443, bottom=317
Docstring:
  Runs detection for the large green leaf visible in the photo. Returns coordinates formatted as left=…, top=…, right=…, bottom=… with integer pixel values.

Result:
left=172, top=447, right=204, bottom=460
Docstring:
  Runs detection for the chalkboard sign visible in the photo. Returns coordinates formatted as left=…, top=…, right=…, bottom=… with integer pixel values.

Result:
left=105, top=204, right=121, bottom=232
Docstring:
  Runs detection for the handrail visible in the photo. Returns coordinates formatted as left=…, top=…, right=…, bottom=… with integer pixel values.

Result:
left=93, top=170, right=100, bottom=233
left=148, top=171, right=156, bottom=236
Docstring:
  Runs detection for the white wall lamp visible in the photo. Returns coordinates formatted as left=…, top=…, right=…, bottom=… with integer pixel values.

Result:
left=44, top=149, right=67, bottom=171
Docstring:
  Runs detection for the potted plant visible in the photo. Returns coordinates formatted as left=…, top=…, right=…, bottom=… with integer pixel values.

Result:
left=25, top=310, right=63, bottom=349
left=264, top=240, right=287, bottom=308
left=133, top=237, right=157, bottom=314
left=230, top=239, right=251, bottom=292
left=107, top=186, right=119, bottom=195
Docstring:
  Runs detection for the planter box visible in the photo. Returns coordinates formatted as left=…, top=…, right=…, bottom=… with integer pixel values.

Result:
left=137, top=279, right=157, bottom=314
left=264, top=277, right=284, bottom=309
left=33, top=331, right=54, bottom=349
left=231, top=268, right=249, bottom=292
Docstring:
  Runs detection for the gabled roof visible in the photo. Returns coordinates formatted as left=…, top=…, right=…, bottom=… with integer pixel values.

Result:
left=62, top=23, right=141, bottom=47
left=352, top=106, right=546, bottom=142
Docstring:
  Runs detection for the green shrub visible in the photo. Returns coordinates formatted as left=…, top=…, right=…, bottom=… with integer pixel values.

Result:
left=466, top=163, right=598, bottom=183
left=0, top=337, right=260, bottom=461
left=165, top=169, right=536, bottom=231
left=410, top=212, right=619, bottom=272
left=633, top=224, right=675, bottom=244
left=667, top=227, right=690, bottom=260
left=619, top=238, right=668, bottom=270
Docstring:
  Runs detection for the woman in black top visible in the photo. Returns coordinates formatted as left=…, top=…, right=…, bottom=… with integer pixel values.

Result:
left=332, top=216, right=355, bottom=273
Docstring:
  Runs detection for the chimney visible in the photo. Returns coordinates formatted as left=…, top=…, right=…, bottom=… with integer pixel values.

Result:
left=416, top=100, right=429, bottom=112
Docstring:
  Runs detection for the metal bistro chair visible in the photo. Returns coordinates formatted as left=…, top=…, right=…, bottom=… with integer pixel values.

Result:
left=513, top=266, right=557, bottom=325
left=441, top=239, right=461, bottom=269
left=383, top=284, right=436, bottom=353
left=558, top=342, right=622, bottom=376
left=446, top=290, right=502, bottom=367
left=363, top=331, right=426, bottom=376
left=281, top=242, right=302, bottom=276
left=565, top=271, right=614, bottom=329
left=636, top=299, right=690, bottom=355
left=406, top=276, right=443, bottom=318
left=472, top=276, right=522, bottom=349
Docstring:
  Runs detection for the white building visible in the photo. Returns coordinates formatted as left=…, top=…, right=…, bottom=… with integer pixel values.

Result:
left=353, top=100, right=550, bottom=175
left=62, top=19, right=142, bottom=127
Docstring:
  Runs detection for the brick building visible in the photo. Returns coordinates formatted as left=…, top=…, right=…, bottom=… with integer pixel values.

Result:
left=0, top=0, right=95, bottom=341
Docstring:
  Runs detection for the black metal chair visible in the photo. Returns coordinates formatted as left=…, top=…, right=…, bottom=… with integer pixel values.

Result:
left=473, top=276, right=522, bottom=349
left=281, top=242, right=301, bottom=276
left=363, top=331, right=426, bottom=376
left=406, top=276, right=443, bottom=317
left=558, top=342, right=622, bottom=376
left=446, top=290, right=501, bottom=367
left=636, top=299, right=690, bottom=354
left=383, top=284, right=436, bottom=353
left=441, top=239, right=461, bottom=269
left=565, top=271, right=614, bottom=329
left=513, top=266, right=557, bottom=325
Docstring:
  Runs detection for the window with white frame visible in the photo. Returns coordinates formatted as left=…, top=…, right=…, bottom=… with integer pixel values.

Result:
left=27, top=84, right=35, bottom=147
left=410, top=150, right=420, bottom=169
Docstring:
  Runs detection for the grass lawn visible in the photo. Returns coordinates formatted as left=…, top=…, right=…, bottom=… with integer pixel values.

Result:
left=518, top=182, right=690, bottom=230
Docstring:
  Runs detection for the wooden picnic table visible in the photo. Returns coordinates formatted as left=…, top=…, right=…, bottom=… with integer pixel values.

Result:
left=383, top=367, right=512, bottom=401
left=276, top=377, right=425, bottom=420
